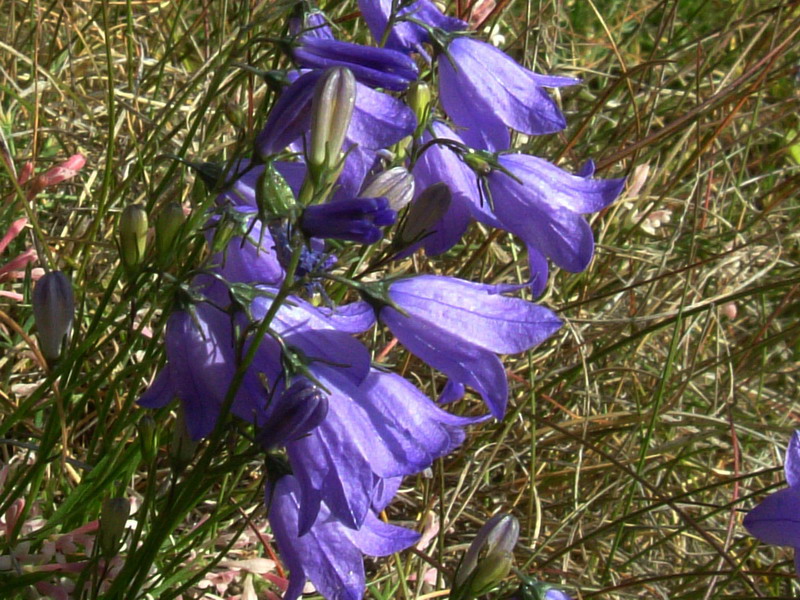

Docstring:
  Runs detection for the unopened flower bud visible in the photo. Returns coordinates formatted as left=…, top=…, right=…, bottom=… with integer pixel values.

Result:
left=257, top=379, right=328, bottom=450
left=169, top=407, right=198, bottom=475
left=119, top=204, right=149, bottom=272
left=155, top=201, right=186, bottom=262
left=398, top=182, right=451, bottom=246
left=452, top=514, right=519, bottom=600
left=256, top=162, right=297, bottom=219
left=33, top=271, right=74, bottom=362
left=361, top=167, right=415, bottom=211
left=461, top=550, right=513, bottom=598
left=137, top=414, right=159, bottom=463
left=301, top=197, right=396, bottom=244
left=99, top=497, right=129, bottom=558
left=308, top=67, right=356, bottom=179
left=407, top=81, right=432, bottom=127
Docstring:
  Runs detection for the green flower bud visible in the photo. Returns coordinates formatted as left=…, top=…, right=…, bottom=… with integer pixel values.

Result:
left=452, top=514, right=520, bottom=600
left=137, top=414, right=159, bottom=464
left=169, top=407, right=197, bottom=475
left=361, top=167, right=415, bottom=211
left=99, top=497, right=129, bottom=558
left=32, top=271, right=74, bottom=363
left=119, top=204, right=149, bottom=272
left=308, top=67, right=356, bottom=180
left=461, top=550, right=514, bottom=598
left=397, top=182, right=451, bottom=246
left=257, top=161, right=297, bottom=219
left=155, top=201, right=186, bottom=261
left=407, top=81, right=432, bottom=129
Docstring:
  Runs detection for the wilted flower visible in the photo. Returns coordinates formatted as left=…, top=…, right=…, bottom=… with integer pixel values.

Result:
left=32, top=271, right=75, bottom=362
left=744, top=430, right=800, bottom=574
left=99, top=498, right=130, bottom=559
left=396, top=182, right=452, bottom=249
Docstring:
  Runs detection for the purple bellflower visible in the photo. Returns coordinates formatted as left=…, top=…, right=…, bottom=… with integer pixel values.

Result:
left=379, top=275, right=562, bottom=418
left=137, top=302, right=271, bottom=439
left=438, top=37, right=579, bottom=151
left=358, top=0, right=467, bottom=54
left=268, top=475, right=419, bottom=600
left=284, top=364, right=475, bottom=532
left=486, top=154, right=625, bottom=286
left=744, top=430, right=800, bottom=574
left=300, top=197, right=396, bottom=243
left=293, top=37, right=419, bottom=91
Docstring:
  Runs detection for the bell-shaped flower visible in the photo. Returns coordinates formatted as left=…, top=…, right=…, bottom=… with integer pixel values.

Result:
left=137, top=302, right=274, bottom=439
left=300, top=197, right=396, bottom=244
left=744, top=430, right=800, bottom=574
left=267, top=475, right=419, bottom=600
left=486, top=154, right=625, bottom=276
left=358, top=0, right=467, bottom=54
left=438, top=37, right=579, bottom=151
left=293, top=37, right=419, bottom=91
left=285, top=365, right=475, bottom=532
left=379, top=275, right=562, bottom=418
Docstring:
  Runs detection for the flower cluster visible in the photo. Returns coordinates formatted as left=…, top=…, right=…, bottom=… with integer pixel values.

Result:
left=136, top=2, right=624, bottom=598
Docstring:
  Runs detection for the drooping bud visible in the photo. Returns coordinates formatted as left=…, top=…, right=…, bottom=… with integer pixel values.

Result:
left=137, top=414, right=159, bottom=464
left=32, top=271, right=75, bottom=362
left=301, top=197, right=396, bottom=244
left=308, top=67, right=356, bottom=181
left=451, top=513, right=519, bottom=600
left=99, top=497, right=130, bottom=558
left=360, top=167, right=415, bottom=211
left=169, top=406, right=198, bottom=475
left=407, top=81, right=432, bottom=128
left=155, top=201, right=186, bottom=264
left=256, top=379, right=328, bottom=450
left=119, top=204, right=149, bottom=272
left=397, top=182, right=451, bottom=246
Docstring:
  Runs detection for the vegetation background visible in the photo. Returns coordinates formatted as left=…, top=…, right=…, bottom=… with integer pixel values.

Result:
left=1, top=0, right=799, bottom=598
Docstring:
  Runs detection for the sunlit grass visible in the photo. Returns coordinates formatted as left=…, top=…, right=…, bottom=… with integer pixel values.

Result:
left=1, top=0, right=798, bottom=598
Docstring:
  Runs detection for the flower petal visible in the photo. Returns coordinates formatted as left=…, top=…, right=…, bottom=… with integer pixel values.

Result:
left=744, top=486, right=800, bottom=547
